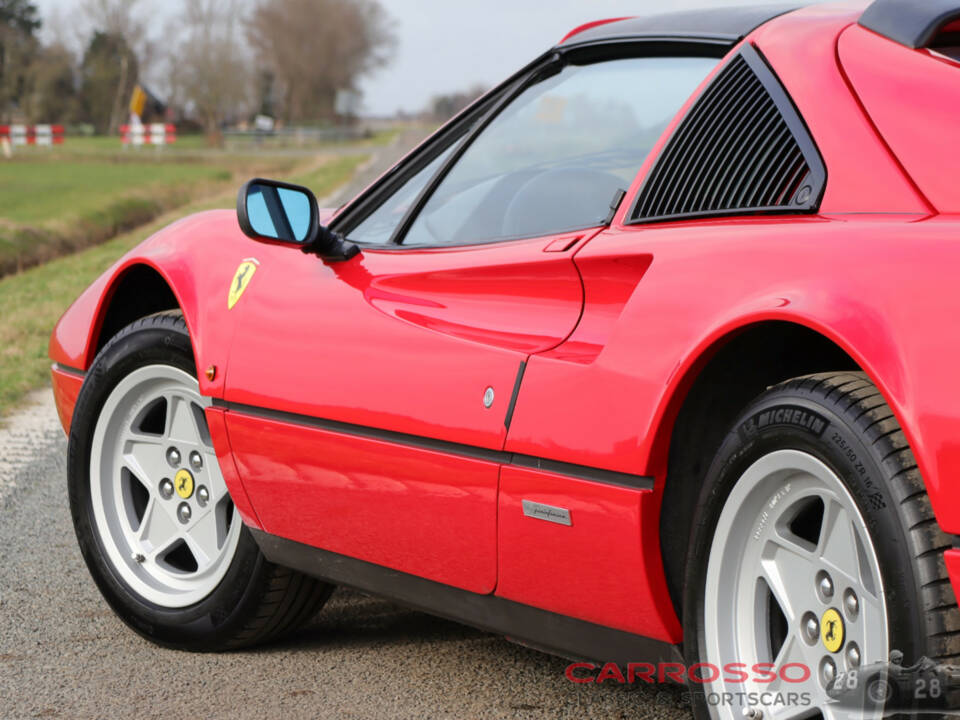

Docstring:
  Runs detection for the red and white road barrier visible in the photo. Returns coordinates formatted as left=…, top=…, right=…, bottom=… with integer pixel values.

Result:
left=0, top=124, right=65, bottom=146
left=120, top=123, right=177, bottom=147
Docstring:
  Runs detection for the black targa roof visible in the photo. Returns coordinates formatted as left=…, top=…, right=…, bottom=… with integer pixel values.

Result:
left=558, top=3, right=808, bottom=46
left=859, top=0, right=960, bottom=49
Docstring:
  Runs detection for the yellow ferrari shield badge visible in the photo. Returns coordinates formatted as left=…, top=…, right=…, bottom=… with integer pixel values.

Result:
left=174, top=469, right=195, bottom=500
left=821, top=608, right=844, bottom=653
left=228, top=259, right=259, bottom=309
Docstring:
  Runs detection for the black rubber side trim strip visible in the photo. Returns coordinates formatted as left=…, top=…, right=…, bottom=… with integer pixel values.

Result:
left=250, top=528, right=682, bottom=667
left=511, top=455, right=653, bottom=491
left=212, top=398, right=505, bottom=463
left=52, top=362, right=85, bottom=377
left=213, top=399, right=654, bottom=491
left=503, top=361, right=527, bottom=430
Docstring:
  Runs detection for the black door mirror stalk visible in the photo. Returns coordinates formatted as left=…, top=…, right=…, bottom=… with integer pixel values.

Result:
left=300, top=225, right=361, bottom=261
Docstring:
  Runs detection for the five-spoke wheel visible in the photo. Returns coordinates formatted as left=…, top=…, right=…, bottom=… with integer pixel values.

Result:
left=684, top=373, right=960, bottom=720
left=68, top=312, right=332, bottom=650
left=90, top=364, right=241, bottom=607
left=703, top=450, right=887, bottom=719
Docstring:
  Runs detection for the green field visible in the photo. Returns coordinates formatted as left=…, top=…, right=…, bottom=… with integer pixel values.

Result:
left=0, top=160, right=230, bottom=224
left=41, top=129, right=400, bottom=156
left=288, top=154, right=369, bottom=190
left=0, top=151, right=369, bottom=417
left=0, top=153, right=296, bottom=276
left=0, top=130, right=396, bottom=277
left=52, top=134, right=212, bottom=154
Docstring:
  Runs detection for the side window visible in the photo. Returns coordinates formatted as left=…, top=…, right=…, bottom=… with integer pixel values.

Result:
left=348, top=142, right=460, bottom=245
left=402, top=56, right=718, bottom=247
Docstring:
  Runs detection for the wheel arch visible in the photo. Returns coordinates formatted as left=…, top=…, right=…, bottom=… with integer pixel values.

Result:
left=50, top=209, right=245, bottom=400
left=78, top=256, right=217, bottom=394
left=655, top=319, right=871, bottom=614
left=92, top=263, right=185, bottom=358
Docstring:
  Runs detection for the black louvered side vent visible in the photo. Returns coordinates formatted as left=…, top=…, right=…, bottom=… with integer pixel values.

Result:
left=631, top=45, right=825, bottom=224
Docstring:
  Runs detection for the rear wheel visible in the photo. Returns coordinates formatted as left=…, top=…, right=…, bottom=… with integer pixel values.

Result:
left=69, top=312, right=332, bottom=650
left=683, top=372, right=960, bottom=719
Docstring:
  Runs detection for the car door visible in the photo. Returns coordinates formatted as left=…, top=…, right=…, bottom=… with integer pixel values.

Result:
left=222, top=47, right=718, bottom=596
left=222, top=235, right=583, bottom=594
left=220, top=60, right=583, bottom=595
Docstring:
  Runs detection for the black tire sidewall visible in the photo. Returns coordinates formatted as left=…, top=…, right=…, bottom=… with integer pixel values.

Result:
left=68, top=317, right=270, bottom=650
left=683, top=388, right=924, bottom=717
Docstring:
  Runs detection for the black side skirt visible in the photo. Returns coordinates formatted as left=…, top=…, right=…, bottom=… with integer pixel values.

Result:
left=250, top=529, right=682, bottom=667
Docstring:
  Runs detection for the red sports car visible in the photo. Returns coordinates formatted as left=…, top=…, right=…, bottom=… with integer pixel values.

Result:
left=50, top=1, right=960, bottom=718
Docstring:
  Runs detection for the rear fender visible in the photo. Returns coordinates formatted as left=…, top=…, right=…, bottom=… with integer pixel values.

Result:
left=510, top=216, right=960, bottom=538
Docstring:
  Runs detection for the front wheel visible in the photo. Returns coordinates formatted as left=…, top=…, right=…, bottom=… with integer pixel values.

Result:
left=683, top=372, right=960, bottom=719
left=68, top=312, right=332, bottom=650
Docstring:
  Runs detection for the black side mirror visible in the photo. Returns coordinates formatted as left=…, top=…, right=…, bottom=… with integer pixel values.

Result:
left=236, top=178, right=359, bottom=261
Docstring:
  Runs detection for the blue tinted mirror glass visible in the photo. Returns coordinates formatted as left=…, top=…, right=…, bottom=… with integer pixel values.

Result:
left=278, top=188, right=311, bottom=241
left=245, top=183, right=312, bottom=243
left=246, top=188, right=278, bottom=238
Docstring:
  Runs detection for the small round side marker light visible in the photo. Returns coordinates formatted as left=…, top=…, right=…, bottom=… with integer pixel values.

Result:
left=483, top=387, right=495, bottom=409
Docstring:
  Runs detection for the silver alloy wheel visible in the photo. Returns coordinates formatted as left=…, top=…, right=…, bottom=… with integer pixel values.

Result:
left=703, top=450, right=888, bottom=720
left=89, top=365, right=241, bottom=608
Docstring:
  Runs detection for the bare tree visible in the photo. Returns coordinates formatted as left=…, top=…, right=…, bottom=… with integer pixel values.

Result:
left=80, top=0, right=156, bottom=132
left=247, top=0, right=395, bottom=123
left=0, top=0, right=41, bottom=121
left=40, top=6, right=72, bottom=49
left=172, top=0, right=251, bottom=145
left=80, top=0, right=148, bottom=51
left=24, top=41, right=77, bottom=123
left=79, top=30, right=137, bottom=133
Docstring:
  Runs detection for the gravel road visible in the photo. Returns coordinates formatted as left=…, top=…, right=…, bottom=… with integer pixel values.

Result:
left=0, top=130, right=691, bottom=720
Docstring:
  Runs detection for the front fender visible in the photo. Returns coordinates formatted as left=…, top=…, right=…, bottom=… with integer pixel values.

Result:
left=49, top=210, right=261, bottom=399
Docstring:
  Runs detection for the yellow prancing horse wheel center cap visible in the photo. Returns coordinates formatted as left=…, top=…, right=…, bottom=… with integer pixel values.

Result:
left=821, top=608, right=844, bottom=653
left=174, top=469, right=195, bottom=500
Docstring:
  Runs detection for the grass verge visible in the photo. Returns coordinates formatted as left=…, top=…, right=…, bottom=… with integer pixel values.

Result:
left=0, top=153, right=368, bottom=417
left=0, top=154, right=302, bottom=278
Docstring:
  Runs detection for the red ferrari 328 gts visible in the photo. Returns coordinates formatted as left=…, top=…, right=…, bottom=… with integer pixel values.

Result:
left=50, top=1, right=960, bottom=717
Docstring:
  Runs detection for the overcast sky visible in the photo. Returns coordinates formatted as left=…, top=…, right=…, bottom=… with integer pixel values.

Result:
left=31, top=0, right=810, bottom=116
